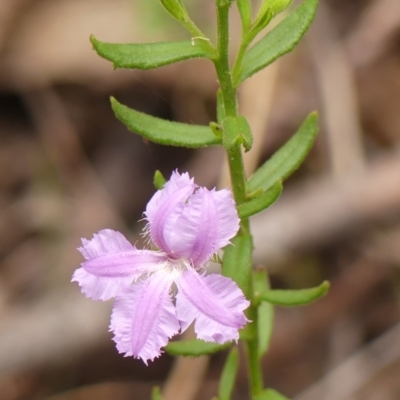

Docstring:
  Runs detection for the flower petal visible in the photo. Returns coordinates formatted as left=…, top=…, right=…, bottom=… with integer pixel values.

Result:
left=210, top=189, right=240, bottom=250
left=164, top=187, right=240, bottom=265
left=145, top=171, right=196, bottom=254
left=72, top=268, right=135, bottom=301
left=110, top=271, right=180, bottom=364
left=81, top=249, right=166, bottom=277
left=78, top=229, right=134, bottom=260
left=73, top=229, right=167, bottom=300
left=164, top=187, right=218, bottom=265
left=175, top=270, right=249, bottom=343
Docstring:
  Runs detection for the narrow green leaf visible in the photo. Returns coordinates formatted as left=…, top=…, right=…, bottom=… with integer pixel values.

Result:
left=219, top=348, right=239, bottom=400
left=217, top=0, right=234, bottom=6
left=222, top=116, right=253, bottom=152
left=165, top=339, right=232, bottom=356
left=253, top=269, right=274, bottom=357
left=258, top=302, right=274, bottom=357
left=239, top=0, right=318, bottom=83
left=153, top=170, right=166, bottom=189
left=111, top=97, right=221, bottom=148
left=238, top=181, right=282, bottom=219
left=247, top=8, right=272, bottom=41
left=258, top=281, right=330, bottom=306
left=160, top=0, right=188, bottom=23
left=91, top=35, right=214, bottom=70
left=254, top=388, right=290, bottom=400
left=222, top=234, right=253, bottom=296
left=260, top=0, right=293, bottom=17
left=236, top=0, right=252, bottom=30
left=151, top=386, right=164, bottom=400
left=247, top=112, right=318, bottom=194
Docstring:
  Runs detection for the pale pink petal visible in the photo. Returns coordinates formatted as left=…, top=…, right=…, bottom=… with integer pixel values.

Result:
left=145, top=171, right=193, bottom=225
left=210, top=189, right=240, bottom=250
left=110, top=271, right=180, bottom=364
left=145, top=171, right=196, bottom=254
left=78, top=229, right=134, bottom=260
left=175, top=270, right=249, bottom=343
left=72, top=268, right=134, bottom=301
left=164, top=188, right=218, bottom=266
left=73, top=229, right=167, bottom=300
left=81, top=249, right=166, bottom=277
left=72, top=248, right=166, bottom=301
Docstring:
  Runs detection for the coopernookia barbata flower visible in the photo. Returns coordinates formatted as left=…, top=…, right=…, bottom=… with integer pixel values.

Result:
left=72, top=171, right=249, bottom=364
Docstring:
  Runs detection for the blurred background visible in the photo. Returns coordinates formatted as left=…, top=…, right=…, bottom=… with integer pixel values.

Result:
left=1, top=0, right=400, bottom=399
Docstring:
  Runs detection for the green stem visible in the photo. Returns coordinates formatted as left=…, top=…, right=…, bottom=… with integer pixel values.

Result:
left=214, top=2, right=263, bottom=397
left=227, top=145, right=249, bottom=232
left=214, top=3, right=237, bottom=117
left=214, top=2, right=247, bottom=225
left=246, top=304, right=264, bottom=397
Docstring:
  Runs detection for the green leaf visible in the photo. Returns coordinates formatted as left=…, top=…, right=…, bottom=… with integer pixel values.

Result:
left=165, top=339, right=232, bottom=356
left=91, top=35, right=214, bottom=70
left=258, top=281, right=330, bottom=306
left=222, top=234, right=253, bottom=296
left=247, top=112, right=318, bottom=194
left=258, top=301, right=274, bottom=358
left=236, top=0, right=252, bottom=30
left=248, top=7, right=272, bottom=41
left=151, top=386, right=164, bottom=400
left=217, top=0, right=234, bottom=6
left=239, top=0, right=318, bottom=83
left=111, top=97, right=221, bottom=148
left=153, top=170, right=166, bottom=190
left=222, top=116, right=253, bottom=152
left=254, top=388, right=290, bottom=400
left=253, top=269, right=274, bottom=357
left=238, top=181, right=282, bottom=219
left=219, top=348, right=239, bottom=400
left=160, top=0, right=187, bottom=23
left=260, top=0, right=293, bottom=17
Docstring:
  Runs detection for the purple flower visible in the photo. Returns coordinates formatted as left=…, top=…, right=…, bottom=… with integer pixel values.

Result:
left=72, top=171, right=249, bottom=364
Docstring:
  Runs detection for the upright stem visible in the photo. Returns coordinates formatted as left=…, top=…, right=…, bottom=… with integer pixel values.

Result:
left=214, top=2, right=248, bottom=221
left=215, top=3, right=237, bottom=118
left=214, top=2, right=263, bottom=397
left=246, top=303, right=264, bottom=396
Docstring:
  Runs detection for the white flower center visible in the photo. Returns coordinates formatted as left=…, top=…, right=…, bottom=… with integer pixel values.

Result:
left=163, top=258, right=190, bottom=280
